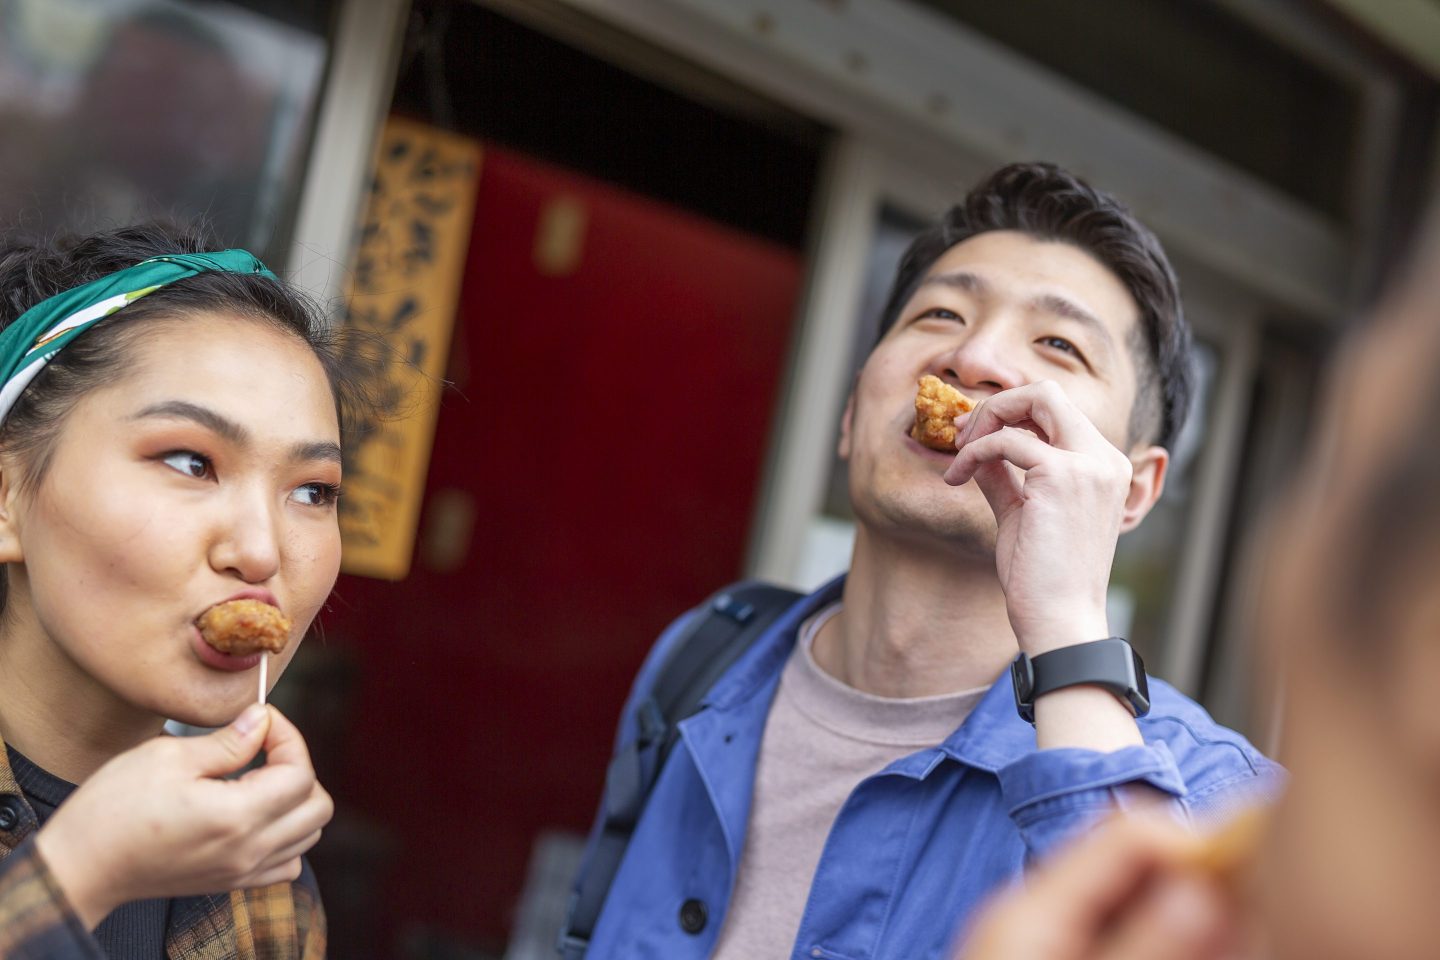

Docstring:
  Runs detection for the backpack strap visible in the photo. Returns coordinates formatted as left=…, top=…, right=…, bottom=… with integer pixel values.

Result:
left=558, top=581, right=803, bottom=959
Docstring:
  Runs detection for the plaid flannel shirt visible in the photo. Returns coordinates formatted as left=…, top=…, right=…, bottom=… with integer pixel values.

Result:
left=0, top=738, right=326, bottom=959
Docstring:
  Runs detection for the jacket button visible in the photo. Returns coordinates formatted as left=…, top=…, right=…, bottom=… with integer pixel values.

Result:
left=678, top=898, right=708, bottom=934
left=0, top=797, right=21, bottom=832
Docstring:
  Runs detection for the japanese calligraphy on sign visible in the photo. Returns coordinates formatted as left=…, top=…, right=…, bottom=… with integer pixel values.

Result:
left=338, top=115, right=481, bottom=579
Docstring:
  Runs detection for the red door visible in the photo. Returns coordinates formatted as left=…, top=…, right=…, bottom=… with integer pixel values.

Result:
left=316, top=144, right=804, bottom=951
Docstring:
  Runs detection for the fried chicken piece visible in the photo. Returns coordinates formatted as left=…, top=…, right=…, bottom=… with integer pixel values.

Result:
left=1184, top=805, right=1270, bottom=886
left=198, top=599, right=292, bottom=656
left=910, top=375, right=976, bottom=452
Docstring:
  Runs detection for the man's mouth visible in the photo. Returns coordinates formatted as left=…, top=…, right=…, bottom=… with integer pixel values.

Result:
left=900, top=420, right=957, bottom=461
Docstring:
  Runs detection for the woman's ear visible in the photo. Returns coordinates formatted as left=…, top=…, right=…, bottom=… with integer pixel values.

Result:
left=0, top=458, right=24, bottom=564
left=1120, top=444, right=1169, bottom=534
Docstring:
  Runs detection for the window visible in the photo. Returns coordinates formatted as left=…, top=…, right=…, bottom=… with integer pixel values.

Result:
left=0, top=0, right=334, bottom=263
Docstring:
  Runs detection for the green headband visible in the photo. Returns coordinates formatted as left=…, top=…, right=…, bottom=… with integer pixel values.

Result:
left=0, top=249, right=276, bottom=426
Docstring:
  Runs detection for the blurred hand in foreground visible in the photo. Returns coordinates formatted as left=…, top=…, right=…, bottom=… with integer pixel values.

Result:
left=954, top=816, right=1243, bottom=960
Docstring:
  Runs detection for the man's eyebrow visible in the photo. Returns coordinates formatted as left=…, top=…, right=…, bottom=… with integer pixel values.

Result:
left=919, top=271, right=988, bottom=295
left=129, top=400, right=249, bottom=446
left=1029, top=293, right=1116, bottom=350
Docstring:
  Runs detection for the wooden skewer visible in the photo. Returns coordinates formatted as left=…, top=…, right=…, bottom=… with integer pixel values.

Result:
left=258, top=654, right=268, bottom=706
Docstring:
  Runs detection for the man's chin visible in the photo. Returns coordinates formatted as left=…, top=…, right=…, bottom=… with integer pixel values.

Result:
left=854, top=490, right=998, bottom=556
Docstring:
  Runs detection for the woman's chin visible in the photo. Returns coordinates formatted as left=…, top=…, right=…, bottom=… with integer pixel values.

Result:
left=162, top=694, right=254, bottom=730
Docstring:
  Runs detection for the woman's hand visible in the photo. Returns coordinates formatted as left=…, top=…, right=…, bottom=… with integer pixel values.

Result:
left=34, top=704, right=333, bottom=929
left=955, top=816, right=1241, bottom=960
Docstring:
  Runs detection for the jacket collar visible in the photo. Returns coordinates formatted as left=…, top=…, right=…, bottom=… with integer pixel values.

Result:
left=937, top=676, right=1036, bottom=773
left=703, top=574, right=847, bottom=712
left=703, top=574, right=1037, bottom=774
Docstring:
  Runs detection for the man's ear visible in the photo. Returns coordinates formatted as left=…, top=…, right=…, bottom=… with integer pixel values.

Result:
left=837, top=392, right=856, bottom=461
left=1120, top=444, right=1169, bottom=533
left=0, top=457, right=24, bottom=564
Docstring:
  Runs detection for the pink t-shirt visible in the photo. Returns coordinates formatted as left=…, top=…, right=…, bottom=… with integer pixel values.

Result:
left=711, top=603, right=987, bottom=959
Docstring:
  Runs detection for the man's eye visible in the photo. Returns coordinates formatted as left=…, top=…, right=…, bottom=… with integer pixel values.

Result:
left=1039, top=336, right=1080, bottom=356
left=916, top=307, right=964, bottom=323
left=161, top=451, right=213, bottom=480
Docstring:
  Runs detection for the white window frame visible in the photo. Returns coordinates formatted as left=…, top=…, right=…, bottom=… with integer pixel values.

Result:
left=285, top=0, right=412, bottom=304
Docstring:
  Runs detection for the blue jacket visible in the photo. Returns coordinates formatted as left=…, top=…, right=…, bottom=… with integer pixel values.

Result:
left=581, top=577, right=1283, bottom=959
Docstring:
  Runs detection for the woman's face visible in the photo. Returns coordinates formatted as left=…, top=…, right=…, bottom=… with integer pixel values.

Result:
left=0, top=312, right=343, bottom=727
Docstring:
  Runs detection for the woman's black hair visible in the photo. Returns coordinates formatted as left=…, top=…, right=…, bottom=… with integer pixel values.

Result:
left=0, top=222, right=374, bottom=490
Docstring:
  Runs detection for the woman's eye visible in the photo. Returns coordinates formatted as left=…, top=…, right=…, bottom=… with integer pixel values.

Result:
left=292, top=482, right=341, bottom=507
left=161, top=451, right=213, bottom=480
left=917, top=307, right=964, bottom=323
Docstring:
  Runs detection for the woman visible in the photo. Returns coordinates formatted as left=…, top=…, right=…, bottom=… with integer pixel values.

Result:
left=952, top=227, right=1440, bottom=960
left=0, top=223, right=360, bottom=957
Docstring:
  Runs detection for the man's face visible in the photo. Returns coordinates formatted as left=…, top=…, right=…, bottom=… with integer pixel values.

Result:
left=840, top=230, right=1147, bottom=550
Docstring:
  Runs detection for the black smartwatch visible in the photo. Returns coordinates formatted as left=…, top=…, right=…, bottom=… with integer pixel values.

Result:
left=1010, top=637, right=1150, bottom=724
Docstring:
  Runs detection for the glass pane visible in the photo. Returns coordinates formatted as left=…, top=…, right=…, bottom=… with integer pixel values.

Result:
left=0, top=0, right=332, bottom=263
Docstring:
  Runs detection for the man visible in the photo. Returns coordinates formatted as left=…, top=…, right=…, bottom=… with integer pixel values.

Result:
left=952, top=204, right=1440, bottom=960
left=573, top=163, right=1282, bottom=959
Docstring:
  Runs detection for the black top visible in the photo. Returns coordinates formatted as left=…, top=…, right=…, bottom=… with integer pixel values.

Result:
left=7, top=745, right=169, bottom=959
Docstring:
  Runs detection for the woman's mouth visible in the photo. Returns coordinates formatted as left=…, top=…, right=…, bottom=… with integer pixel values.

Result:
left=190, top=627, right=263, bottom=672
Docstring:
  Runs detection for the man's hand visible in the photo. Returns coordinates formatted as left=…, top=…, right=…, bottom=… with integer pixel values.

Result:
left=35, top=705, right=333, bottom=929
left=943, top=380, right=1132, bottom=657
left=954, top=816, right=1241, bottom=960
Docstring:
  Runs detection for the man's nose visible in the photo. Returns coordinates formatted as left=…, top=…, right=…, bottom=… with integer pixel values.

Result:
left=208, top=487, right=282, bottom=583
left=934, top=323, right=1025, bottom=394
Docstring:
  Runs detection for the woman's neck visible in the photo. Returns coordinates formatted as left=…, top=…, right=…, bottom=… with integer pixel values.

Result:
left=0, top=601, right=164, bottom=784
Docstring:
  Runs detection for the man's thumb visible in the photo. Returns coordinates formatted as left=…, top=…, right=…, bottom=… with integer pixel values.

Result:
left=183, top=704, right=270, bottom=777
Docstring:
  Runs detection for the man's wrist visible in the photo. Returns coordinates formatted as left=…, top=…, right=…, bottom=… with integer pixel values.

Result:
left=1032, top=685, right=1145, bottom=751
left=1012, top=609, right=1111, bottom=658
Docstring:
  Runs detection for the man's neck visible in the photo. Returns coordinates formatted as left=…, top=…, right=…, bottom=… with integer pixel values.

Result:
left=0, top=604, right=164, bottom=785
left=812, top=525, right=1018, bottom=698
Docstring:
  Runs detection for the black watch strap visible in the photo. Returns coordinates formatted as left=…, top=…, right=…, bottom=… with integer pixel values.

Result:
left=1010, top=637, right=1150, bottom=724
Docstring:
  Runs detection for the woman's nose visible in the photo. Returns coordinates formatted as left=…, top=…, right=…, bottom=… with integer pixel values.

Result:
left=208, top=490, right=282, bottom=583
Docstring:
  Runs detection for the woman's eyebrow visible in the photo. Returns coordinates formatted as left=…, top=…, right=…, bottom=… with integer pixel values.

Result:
left=129, top=400, right=249, bottom=446
left=290, top=440, right=342, bottom=465
left=129, top=401, right=340, bottom=465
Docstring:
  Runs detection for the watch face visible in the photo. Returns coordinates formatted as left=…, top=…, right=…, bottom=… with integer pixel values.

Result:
left=1010, top=653, right=1035, bottom=702
left=1129, top=647, right=1151, bottom=717
left=1131, top=648, right=1150, bottom=698
left=1010, top=653, right=1036, bottom=722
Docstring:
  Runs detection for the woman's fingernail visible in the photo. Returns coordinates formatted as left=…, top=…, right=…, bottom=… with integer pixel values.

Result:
left=234, top=704, right=266, bottom=735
